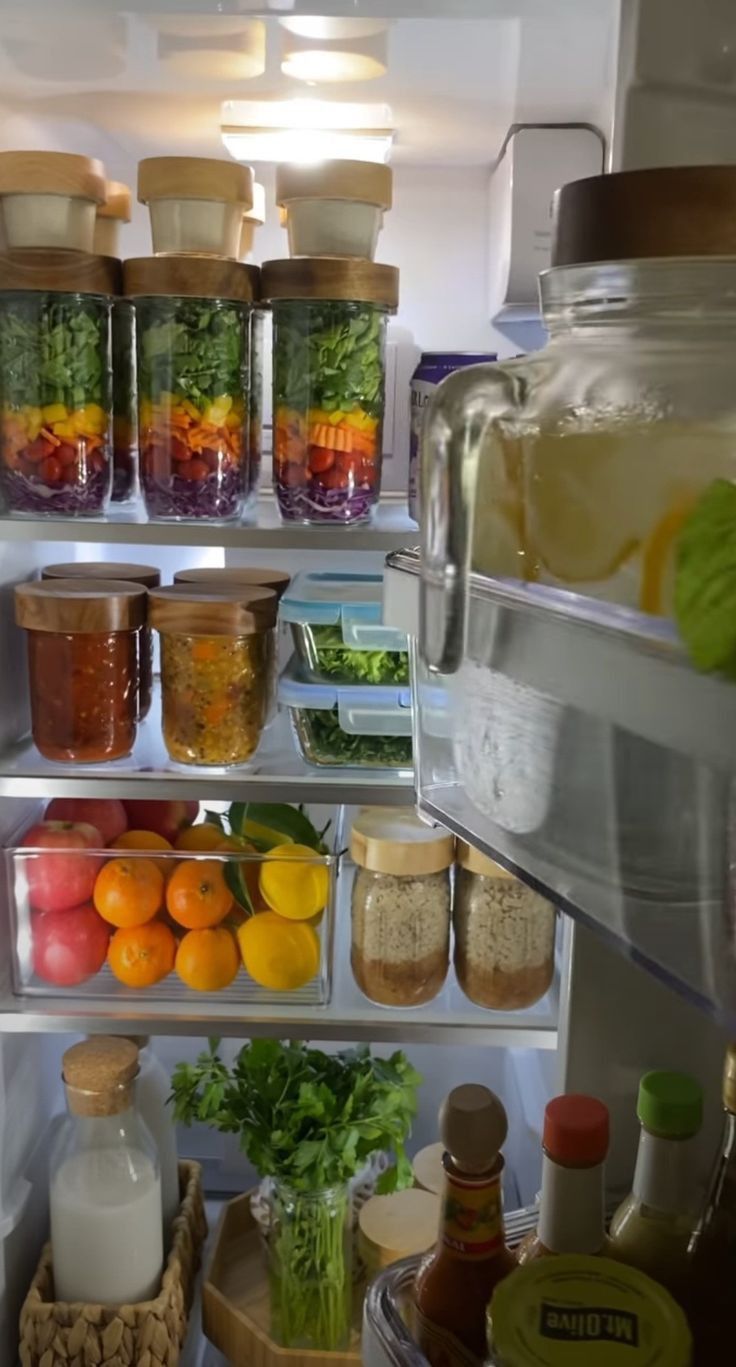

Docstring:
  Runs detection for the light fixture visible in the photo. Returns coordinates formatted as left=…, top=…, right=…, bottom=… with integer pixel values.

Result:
left=221, top=100, right=394, bottom=165
left=153, top=16, right=265, bottom=80
left=279, top=18, right=388, bottom=41
left=280, top=28, right=387, bottom=83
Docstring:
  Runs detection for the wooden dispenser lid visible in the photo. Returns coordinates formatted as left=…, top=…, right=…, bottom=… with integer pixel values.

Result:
left=456, top=839, right=514, bottom=879
left=350, top=808, right=454, bottom=875
left=439, top=1084, right=508, bottom=1175
left=552, top=166, right=736, bottom=266
left=63, top=1037, right=139, bottom=1117
left=43, top=561, right=160, bottom=589
left=262, top=256, right=399, bottom=308
left=0, top=151, right=106, bottom=203
left=173, top=566, right=291, bottom=599
left=0, top=248, right=121, bottom=294
left=123, top=254, right=256, bottom=303
left=276, top=160, right=392, bottom=210
left=15, top=579, right=147, bottom=633
left=148, top=584, right=278, bottom=634
left=98, top=180, right=132, bottom=222
left=138, top=156, right=254, bottom=209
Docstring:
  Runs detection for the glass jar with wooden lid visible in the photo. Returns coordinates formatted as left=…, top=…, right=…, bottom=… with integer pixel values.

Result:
left=93, top=180, right=132, bottom=258
left=15, top=579, right=146, bottom=762
left=262, top=257, right=398, bottom=525
left=173, top=565, right=291, bottom=599
left=42, top=562, right=160, bottom=719
left=124, top=255, right=255, bottom=524
left=148, top=584, right=277, bottom=766
left=0, top=150, right=106, bottom=251
left=454, top=841, right=556, bottom=1010
left=276, top=160, right=392, bottom=259
left=137, top=156, right=254, bottom=259
left=350, top=808, right=453, bottom=1007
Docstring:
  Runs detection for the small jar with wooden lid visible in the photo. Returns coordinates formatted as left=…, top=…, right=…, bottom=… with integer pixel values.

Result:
left=0, top=151, right=106, bottom=251
left=124, top=255, right=255, bottom=523
left=173, top=564, right=291, bottom=598
left=350, top=808, right=453, bottom=1008
left=262, top=257, right=398, bottom=525
left=454, top=841, right=556, bottom=1010
left=149, top=584, right=277, bottom=766
left=138, top=156, right=254, bottom=258
left=276, top=160, right=392, bottom=259
left=15, top=578, right=146, bottom=763
left=42, top=561, right=160, bottom=719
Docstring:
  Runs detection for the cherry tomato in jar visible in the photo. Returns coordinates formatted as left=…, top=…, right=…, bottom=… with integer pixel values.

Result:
left=179, top=458, right=210, bottom=482
left=25, top=437, right=53, bottom=465
left=56, top=443, right=78, bottom=468
left=308, top=445, right=335, bottom=474
left=38, top=455, right=63, bottom=484
left=202, top=447, right=224, bottom=472
left=335, top=452, right=364, bottom=477
left=318, top=467, right=349, bottom=490
left=171, top=436, right=191, bottom=463
left=280, top=462, right=308, bottom=487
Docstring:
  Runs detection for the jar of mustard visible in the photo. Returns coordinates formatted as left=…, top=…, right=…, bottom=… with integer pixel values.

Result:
left=148, top=584, right=277, bottom=766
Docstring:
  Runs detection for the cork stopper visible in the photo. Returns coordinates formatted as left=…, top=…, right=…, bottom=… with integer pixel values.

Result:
left=439, top=1084, right=508, bottom=1175
left=63, top=1037, right=139, bottom=1117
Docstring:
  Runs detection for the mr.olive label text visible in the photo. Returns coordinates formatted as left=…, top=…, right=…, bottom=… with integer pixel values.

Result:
left=539, top=1301, right=640, bottom=1347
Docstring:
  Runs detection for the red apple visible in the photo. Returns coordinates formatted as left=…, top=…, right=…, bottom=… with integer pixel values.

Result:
left=44, top=798, right=128, bottom=846
left=122, top=800, right=199, bottom=843
left=31, top=903, right=110, bottom=986
left=19, top=821, right=104, bottom=914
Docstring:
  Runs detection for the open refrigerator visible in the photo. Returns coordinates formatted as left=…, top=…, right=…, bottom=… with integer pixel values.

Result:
left=0, top=1, right=733, bottom=1364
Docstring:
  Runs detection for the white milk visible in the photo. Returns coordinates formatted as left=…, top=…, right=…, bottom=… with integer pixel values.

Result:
left=51, top=1147, right=163, bottom=1305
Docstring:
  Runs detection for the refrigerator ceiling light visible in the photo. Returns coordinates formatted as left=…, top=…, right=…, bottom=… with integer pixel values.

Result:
left=157, top=24, right=266, bottom=81
left=221, top=99, right=394, bottom=165
left=280, top=30, right=387, bottom=83
left=279, top=18, right=388, bottom=42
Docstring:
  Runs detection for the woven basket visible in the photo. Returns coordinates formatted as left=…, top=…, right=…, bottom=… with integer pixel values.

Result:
left=19, top=1159, right=207, bottom=1367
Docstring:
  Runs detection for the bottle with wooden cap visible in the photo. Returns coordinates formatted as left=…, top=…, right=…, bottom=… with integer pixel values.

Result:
left=516, top=1094, right=610, bottom=1264
left=124, top=1036, right=180, bottom=1238
left=49, top=1037, right=164, bottom=1305
left=276, top=159, right=392, bottom=259
left=414, top=1083, right=515, bottom=1365
left=688, top=1043, right=736, bottom=1364
left=138, top=156, right=254, bottom=258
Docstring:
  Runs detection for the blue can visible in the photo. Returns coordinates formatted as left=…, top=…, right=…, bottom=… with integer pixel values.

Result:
left=409, top=351, right=497, bottom=523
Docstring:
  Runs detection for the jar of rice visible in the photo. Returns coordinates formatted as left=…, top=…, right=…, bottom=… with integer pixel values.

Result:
left=454, top=842, right=556, bottom=1010
left=350, top=809, right=453, bottom=1008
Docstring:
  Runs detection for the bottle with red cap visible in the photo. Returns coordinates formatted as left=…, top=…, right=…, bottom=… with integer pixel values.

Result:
left=516, top=1093, right=610, bottom=1264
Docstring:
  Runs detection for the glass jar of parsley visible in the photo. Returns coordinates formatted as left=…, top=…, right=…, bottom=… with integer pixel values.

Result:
left=148, top=584, right=277, bottom=766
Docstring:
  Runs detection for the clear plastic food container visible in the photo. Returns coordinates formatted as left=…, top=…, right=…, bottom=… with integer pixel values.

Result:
left=0, top=151, right=106, bottom=251
left=138, top=157, right=254, bottom=258
left=280, top=571, right=408, bottom=684
left=276, top=160, right=392, bottom=259
left=125, top=256, right=254, bottom=522
left=279, top=661, right=413, bottom=769
left=0, top=252, right=117, bottom=517
left=263, top=257, right=398, bottom=525
left=149, top=584, right=277, bottom=766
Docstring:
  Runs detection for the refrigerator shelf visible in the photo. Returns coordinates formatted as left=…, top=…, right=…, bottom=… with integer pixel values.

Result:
left=384, top=551, right=736, bottom=1032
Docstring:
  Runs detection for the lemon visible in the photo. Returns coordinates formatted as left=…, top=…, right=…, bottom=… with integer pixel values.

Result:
left=258, top=844, right=329, bottom=921
left=238, top=912, right=319, bottom=991
left=238, top=819, right=294, bottom=850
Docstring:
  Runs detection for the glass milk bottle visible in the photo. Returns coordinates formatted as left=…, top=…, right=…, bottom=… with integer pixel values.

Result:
left=50, top=1037, right=164, bottom=1305
left=127, top=1036, right=180, bottom=1237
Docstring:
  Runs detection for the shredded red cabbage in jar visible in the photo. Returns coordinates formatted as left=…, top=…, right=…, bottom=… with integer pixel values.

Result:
left=142, top=465, right=245, bottom=521
left=1, top=466, right=110, bottom=517
left=275, top=478, right=378, bottom=525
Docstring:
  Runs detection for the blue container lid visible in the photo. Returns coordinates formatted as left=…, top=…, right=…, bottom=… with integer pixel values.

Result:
left=279, top=658, right=412, bottom=736
left=280, top=571, right=408, bottom=652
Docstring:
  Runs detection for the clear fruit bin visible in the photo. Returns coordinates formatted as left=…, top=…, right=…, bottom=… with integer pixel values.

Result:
left=5, top=808, right=340, bottom=1006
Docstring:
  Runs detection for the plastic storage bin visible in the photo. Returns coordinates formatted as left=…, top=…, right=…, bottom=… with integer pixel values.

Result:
left=263, top=257, right=398, bottom=525
left=0, top=151, right=106, bottom=252
left=280, top=571, right=408, bottom=684
left=138, top=157, right=254, bottom=259
left=276, top=160, right=392, bottom=259
left=279, top=661, right=413, bottom=768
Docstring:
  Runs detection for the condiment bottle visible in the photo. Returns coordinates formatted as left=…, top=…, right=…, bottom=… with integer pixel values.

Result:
left=50, top=1037, right=164, bottom=1306
left=608, top=1071, right=703, bottom=1296
left=126, top=1036, right=180, bottom=1238
left=687, top=1042, right=736, bottom=1365
left=414, top=1083, right=515, bottom=1366
left=516, top=1094, right=610, bottom=1264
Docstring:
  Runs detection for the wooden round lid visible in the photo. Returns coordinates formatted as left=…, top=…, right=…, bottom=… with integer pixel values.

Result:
left=138, top=156, right=254, bottom=209
left=173, top=566, right=291, bottom=599
left=15, top=579, right=147, bottom=633
left=456, top=839, right=514, bottom=879
left=412, top=1142, right=445, bottom=1196
left=123, top=255, right=255, bottom=303
left=43, top=561, right=160, bottom=589
left=439, top=1084, right=508, bottom=1175
left=148, top=584, right=278, bottom=634
left=359, top=1189, right=439, bottom=1268
left=276, top=160, right=392, bottom=210
left=553, top=166, right=736, bottom=267
left=98, top=180, right=132, bottom=222
left=350, top=808, right=454, bottom=875
left=262, top=257, right=399, bottom=308
left=242, top=262, right=262, bottom=303
left=63, top=1037, right=139, bottom=1116
left=0, top=151, right=106, bottom=203
left=0, top=248, right=121, bottom=295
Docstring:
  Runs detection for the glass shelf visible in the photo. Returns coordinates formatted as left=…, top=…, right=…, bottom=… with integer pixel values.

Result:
left=387, top=552, right=736, bottom=1031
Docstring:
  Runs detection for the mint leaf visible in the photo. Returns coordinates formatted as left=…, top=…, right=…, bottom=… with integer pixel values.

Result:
left=675, top=479, right=736, bottom=676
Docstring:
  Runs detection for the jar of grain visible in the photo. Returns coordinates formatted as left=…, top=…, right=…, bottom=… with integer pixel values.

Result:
left=454, top=842, right=556, bottom=1010
left=350, top=809, right=453, bottom=1008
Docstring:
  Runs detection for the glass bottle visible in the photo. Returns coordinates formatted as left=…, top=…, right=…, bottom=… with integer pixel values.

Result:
left=688, top=1043, right=736, bottom=1365
left=517, top=1094, right=609, bottom=1263
left=609, top=1071, right=703, bottom=1297
left=414, top=1083, right=515, bottom=1365
left=50, top=1037, right=163, bottom=1306
left=127, top=1036, right=180, bottom=1238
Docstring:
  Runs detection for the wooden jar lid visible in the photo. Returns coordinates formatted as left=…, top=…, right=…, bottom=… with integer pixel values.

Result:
left=456, top=839, right=514, bottom=879
left=350, top=808, right=454, bottom=875
left=0, top=248, right=121, bottom=294
left=138, top=156, right=254, bottom=209
left=173, top=566, right=291, bottom=599
left=412, top=1142, right=445, bottom=1196
left=63, top=1037, right=139, bottom=1117
left=359, top=1189, right=440, bottom=1270
left=148, top=584, right=278, bottom=634
left=276, top=160, right=392, bottom=210
left=98, top=180, right=132, bottom=222
left=15, top=579, right=147, bottom=633
left=43, top=561, right=161, bottom=589
left=553, top=166, right=736, bottom=267
left=0, top=151, right=106, bottom=203
left=123, top=254, right=256, bottom=302
left=262, top=256, right=399, bottom=308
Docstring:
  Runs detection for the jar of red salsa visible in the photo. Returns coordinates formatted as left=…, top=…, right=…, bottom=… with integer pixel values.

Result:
left=41, top=561, right=160, bottom=719
left=15, top=579, right=146, bottom=762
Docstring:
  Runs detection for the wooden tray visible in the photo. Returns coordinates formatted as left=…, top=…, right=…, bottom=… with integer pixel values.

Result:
left=202, top=1191, right=361, bottom=1367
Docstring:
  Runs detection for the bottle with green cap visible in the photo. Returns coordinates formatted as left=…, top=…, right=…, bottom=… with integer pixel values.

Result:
left=608, top=1070, right=703, bottom=1297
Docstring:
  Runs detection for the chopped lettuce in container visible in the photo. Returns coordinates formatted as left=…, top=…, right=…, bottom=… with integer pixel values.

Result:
left=278, top=660, right=413, bottom=770
left=280, top=571, right=409, bottom=686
